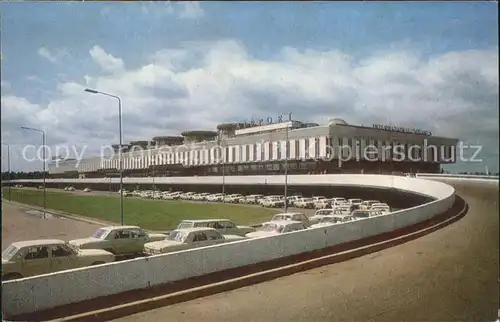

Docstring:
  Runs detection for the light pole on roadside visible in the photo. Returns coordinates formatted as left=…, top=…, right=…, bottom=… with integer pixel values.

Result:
left=217, top=132, right=226, bottom=203
left=20, top=126, right=46, bottom=215
left=84, top=88, right=124, bottom=225
left=2, top=143, right=12, bottom=200
left=284, top=121, right=289, bottom=212
left=152, top=157, right=156, bottom=191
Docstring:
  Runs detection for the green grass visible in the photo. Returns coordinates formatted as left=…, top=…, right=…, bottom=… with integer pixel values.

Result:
left=2, top=188, right=277, bottom=230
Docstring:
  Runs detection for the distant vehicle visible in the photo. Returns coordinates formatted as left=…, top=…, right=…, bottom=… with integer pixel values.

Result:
left=314, top=198, right=332, bottom=209
left=246, top=220, right=307, bottom=238
left=271, top=212, right=311, bottom=227
left=242, top=194, right=264, bottom=204
left=310, top=214, right=356, bottom=228
left=359, top=200, right=380, bottom=210
left=309, top=209, right=334, bottom=225
left=294, top=198, right=315, bottom=209
left=83, top=188, right=92, bottom=192
left=2, top=239, right=114, bottom=281
left=177, top=219, right=255, bottom=237
left=351, top=210, right=382, bottom=219
left=286, top=195, right=303, bottom=206
left=347, top=198, right=363, bottom=209
left=69, top=226, right=168, bottom=256
left=143, top=228, right=245, bottom=255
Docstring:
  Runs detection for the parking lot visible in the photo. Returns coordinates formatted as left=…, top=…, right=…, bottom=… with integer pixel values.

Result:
left=2, top=202, right=101, bottom=251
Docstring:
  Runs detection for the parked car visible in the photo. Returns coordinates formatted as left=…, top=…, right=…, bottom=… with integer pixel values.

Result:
left=246, top=220, right=307, bottom=238
left=314, top=198, right=332, bottom=209
left=309, top=209, right=334, bottom=225
left=207, top=193, right=225, bottom=202
left=351, top=209, right=383, bottom=219
left=1, top=239, right=114, bottom=281
left=310, top=214, right=356, bottom=228
left=242, top=194, right=264, bottom=204
left=347, top=198, right=363, bottom=209
left=176, top=219, right=255, bottom=237
left=360, top=200, right=380, bottom=210
left=271, top=212, right=311, bottom=227
left=143, top=228, right=245, bottom=255
left=286, top=195, right=303, bottom=206
left=226, top=194, right=244, bottom=203
left=69, top=226, right=168, bottom=256
left=330, top=197, right=347, bottom=206
left=83, top=187, right=92, bottom=192
left=294, top=198, right=315, bottom=209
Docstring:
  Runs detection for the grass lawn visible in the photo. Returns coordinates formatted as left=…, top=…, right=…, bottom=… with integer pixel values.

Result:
left=2, top=188, right=277, bottom=230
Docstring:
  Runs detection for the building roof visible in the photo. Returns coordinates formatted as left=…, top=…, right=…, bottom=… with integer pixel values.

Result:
left=151, top=136, right=184, bottom=141
left=181, top=130, right=218, bottom=138
left=216, top=123, right=246, bottom=131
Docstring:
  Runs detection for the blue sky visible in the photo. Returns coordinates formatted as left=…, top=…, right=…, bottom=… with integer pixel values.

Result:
left=1, top=1, right=498, bottom=172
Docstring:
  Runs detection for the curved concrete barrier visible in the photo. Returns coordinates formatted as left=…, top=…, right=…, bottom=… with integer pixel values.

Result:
left=2, top=175, right=456, bottom=318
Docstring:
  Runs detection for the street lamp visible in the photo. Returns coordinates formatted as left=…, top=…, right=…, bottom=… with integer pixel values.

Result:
left=85, top=88, right=124, bottom=225
left=2, top=143, right=12, bottom=200
left=20, top=126, right=46, bottom=215
left=217, top=132, right=226, bottom=203
left=284, top=121, right=289, bottom=212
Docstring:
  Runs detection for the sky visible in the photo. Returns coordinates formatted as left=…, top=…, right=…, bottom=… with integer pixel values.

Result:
left=1, top=1, right=498, bottom=173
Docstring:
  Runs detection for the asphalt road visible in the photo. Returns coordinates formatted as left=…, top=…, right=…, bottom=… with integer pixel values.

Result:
left=113, top=180, right=499, bottom=322
left=1, top=202, right=101, bottom=251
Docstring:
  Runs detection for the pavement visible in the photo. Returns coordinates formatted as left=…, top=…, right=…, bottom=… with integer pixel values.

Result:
left=1, top=202, right=101, bottom=250
left=111, top=180, right=499, bottom=322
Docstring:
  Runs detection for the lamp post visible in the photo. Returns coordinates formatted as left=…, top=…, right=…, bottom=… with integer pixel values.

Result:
left=85, top=88, right=124, bottom=225
left=2, top=143, right=12, bottom=200
left=152, top=157, right=156, bottom=191
left=284, top=121, right=289, bottom=212
left=20, top=126, right=46, bottom=215
left=217, top=132, right=226, bottom=203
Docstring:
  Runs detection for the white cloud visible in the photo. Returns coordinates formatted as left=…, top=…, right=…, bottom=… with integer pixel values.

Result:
left=177, top=2, right=205, bottom=20
left=89, top=45, right=125, bottom=74
left=3, top=40, right=498, bottom=172
left=37, top=47, right=69, bottom=63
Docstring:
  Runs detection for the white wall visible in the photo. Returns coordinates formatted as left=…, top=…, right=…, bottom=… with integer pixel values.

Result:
left=2, top=175, right=456, bottom=317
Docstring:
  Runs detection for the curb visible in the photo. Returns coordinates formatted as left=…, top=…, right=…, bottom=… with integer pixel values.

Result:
left=24, top=198, right=469, bottom=322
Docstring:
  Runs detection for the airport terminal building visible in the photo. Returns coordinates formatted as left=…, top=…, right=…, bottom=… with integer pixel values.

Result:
left=49, top=118, right=459, bottom=178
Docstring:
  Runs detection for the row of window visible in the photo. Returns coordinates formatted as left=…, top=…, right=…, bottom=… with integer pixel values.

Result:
left=73, top=137, right=456, bottom=173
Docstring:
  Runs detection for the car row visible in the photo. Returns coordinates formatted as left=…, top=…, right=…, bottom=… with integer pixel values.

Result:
left=118, top=189, right=388, bottom=212
left=2, top=202, right=393, bottom=281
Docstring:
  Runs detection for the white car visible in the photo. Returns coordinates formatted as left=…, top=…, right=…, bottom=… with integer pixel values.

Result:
left=246, top=220, right=307, bottom=238
left=309, top=209, right=334, bottom=225
left=258, top=195, right=283, bottom=206
left=143, top=228, right=246, bottom=255
left=193, top=193, right=211, bottom=201
left=314, top=199, right=332, bottom=209
left=261, top=197, right=283, bottom=208
left=271, top=212, right=311, bottom=227
left=207, top=193, right=225, bottom=202
left=286, top=195, right=303, bottom=206
left=83, top=188, right=92, bottom=192
left=351, top=209, right=383, bottom=219
left=360, top=200, right=380, bottom=210
left=310, top=214, right=356, bottom=228
left=330, top=197, right=347, bottom=206
left=176, top=219, right=255, bottom=236
left=242, top=194, right=264, bottom=204
left=226, top=194, right=244, bottom=203
left=347, top=198, right=363, bottom=209
left=294, top=198, right=315, bottom=209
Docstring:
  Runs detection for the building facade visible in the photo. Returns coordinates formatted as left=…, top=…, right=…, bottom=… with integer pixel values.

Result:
left=48, top=118, right=459, bottom=177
